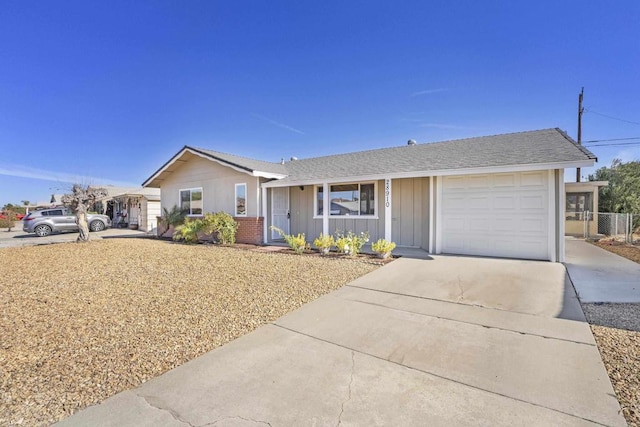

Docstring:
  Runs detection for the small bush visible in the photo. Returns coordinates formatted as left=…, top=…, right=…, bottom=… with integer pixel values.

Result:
left=159, top=205, right=188, bottom=237
left=372, top=238, right=396, bottom=257
left=313, top=233, right=335, bottom=254
left=203, top=212, right=238, bottom=245
left=271, top=226, right=308, bottom=254
left=335, top=230, right=370, bottom=256
left=173, top=218, right=204, bottom=243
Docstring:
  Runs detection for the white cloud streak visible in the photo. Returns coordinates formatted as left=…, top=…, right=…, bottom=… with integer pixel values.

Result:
left=410, top=88, right=448, bottom=97
left=0, top=163, right=139, bottom=188
left=251, top=113, right=305, bottom=135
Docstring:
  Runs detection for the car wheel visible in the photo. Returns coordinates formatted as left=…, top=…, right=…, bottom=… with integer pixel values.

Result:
left=89, top=220, right=105, bottom=232
left=34, top=224, right=52, bottom=237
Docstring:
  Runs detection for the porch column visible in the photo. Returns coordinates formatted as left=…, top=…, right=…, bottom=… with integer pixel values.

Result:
left=262, top=187, right=268, bottom=244
left=322, top=182, right=329, bottom=236
left=384, top=178, right=392, bottom=241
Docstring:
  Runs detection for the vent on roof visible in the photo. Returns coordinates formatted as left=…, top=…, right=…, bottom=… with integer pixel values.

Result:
left=280, top=158, right=285, bottom=165
left=407, top=139, right=417, bottom=146
left=290, top=156, right=298, bottom=161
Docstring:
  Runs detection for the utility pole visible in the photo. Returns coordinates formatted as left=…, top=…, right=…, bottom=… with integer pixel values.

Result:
left=576, top=87, right=584, bottom=182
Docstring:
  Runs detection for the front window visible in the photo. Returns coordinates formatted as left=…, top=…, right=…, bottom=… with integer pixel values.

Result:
left=235, top=183, right=247, bottom=216
left=566, top=192, right=592, bottom=220
left=316, top=182, right=376, bottom=217
left=180, top=188, right=203, bottom=215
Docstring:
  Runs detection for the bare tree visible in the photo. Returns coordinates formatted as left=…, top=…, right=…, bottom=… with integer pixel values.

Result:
left=61, top=184, right=108, bottom=242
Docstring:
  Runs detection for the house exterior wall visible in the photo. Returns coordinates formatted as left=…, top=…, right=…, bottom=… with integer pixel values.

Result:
left=288, top=183, right=385, bottom=243
left=391, top=177, right=429, bottom=247
left=160, top=155, right=260, bottom=217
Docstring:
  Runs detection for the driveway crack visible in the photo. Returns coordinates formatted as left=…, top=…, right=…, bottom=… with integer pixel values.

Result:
left=137, top=393, right=195, bottom=426
left=337, top=351, right=356, bottom=426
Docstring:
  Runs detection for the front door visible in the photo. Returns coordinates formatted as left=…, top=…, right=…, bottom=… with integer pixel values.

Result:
left=271, top=187, right=290, bottom=239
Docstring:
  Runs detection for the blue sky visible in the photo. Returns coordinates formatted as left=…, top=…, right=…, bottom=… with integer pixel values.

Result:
left=1, top=1, right=639, bottom=206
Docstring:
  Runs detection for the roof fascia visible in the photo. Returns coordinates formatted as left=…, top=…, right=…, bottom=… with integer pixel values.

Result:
left=261, top=159, right=595, bottom=188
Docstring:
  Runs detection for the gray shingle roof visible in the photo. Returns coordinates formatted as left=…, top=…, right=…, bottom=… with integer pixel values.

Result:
left=278, top=128, right=596, bottom=183
left=145, top=128, right=596, bottom=187
left=188, top=146, right=288, bottom=176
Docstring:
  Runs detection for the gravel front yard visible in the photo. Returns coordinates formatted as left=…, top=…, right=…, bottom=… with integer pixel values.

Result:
left=0, top=239, right=379, bottom=426
left=582, top=303, right=640, bottom=426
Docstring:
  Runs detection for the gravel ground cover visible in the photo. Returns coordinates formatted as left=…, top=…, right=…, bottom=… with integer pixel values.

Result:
left=0, top=239, right=380, bottom=426
left=582, top=303, right=640, bottom=426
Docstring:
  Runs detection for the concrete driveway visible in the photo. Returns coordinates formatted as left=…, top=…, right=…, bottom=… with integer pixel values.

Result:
left=57, top=255, right=625, bottom=426
left=565, top=237, right=640, bottom=303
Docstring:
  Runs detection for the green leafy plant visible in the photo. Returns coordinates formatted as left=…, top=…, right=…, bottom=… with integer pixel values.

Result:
left=313, top=233, right=335, bottom=255
left=271, top=226, right=308, bottom=254
left=372, top=238, right=396, bottom=258
left=159, top=205, right=187, bottom=237
left=335, top=230, right=370, bottom=256
left=173, top=217, right=204, bottom=243
left=202, top=212, right=238, bottom=245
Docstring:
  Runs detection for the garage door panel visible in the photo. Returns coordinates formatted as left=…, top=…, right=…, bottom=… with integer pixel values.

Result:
left=494, top=196, right=516, bottom=210
left=521, top=171, right=547, bottom=187
left=520, top=194, right=546, bottom=209
left=441, top=172, right=550, bottom=260
left=493, top=173, right=517, bottom=187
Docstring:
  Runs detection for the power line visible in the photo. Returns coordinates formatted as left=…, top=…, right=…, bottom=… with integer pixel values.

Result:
left=585, top=141, right=640, bottom=147
left=585, top=108, right=640, bottom=125
left=584, top=136, right=640, bottom=143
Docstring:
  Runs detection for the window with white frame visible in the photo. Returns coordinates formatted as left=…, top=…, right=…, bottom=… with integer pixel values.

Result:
left=235, top=183, right=247, bottom=216
left=316, top=182, right=376, bottom=217
left=179, top=188, right=203, bottom=215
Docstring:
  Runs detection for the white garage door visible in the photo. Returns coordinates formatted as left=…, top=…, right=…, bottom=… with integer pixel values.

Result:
left=441, top=171, right=550, bottom=260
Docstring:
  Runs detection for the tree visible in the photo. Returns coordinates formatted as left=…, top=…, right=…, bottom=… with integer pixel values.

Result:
left=0, top=211, right=17, bottom=231
left=589, top=159, right=640, bottom=214
left=61, top=184, right=108, bottom=242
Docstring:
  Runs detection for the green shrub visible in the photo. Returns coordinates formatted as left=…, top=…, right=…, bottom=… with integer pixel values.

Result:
left=313, top=233, right=335, bottom=254
left=372, top=238, right=396, bottom=257
left=202, top=212, right=238, bottom=245
left=159, top=205, right=188, bottom=237
left=173, top=217, right=204, bottom=243
left=335, top=230, right=370, bottom=256
left=270, top=226, right=308, bottom=254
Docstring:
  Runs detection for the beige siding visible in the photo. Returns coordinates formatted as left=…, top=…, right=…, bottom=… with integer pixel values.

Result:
left=391, top=177, right=428, bottom=247
left=160, top=155, right=258, bottom=216
left=421, top=177, right=431, bottom=250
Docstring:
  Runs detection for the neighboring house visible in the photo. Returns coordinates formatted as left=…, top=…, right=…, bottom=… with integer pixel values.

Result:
left=565, top=181, right=608, bottom=236
left=102, top=187, right=161, bottom=233
left=142, top=128, right=596, bottom=262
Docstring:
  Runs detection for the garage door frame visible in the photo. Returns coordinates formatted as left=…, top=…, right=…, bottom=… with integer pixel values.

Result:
left=434, top=169, right=559, bottom=262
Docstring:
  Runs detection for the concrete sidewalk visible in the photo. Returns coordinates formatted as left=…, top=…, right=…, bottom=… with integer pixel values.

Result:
left=565, top=237, right=640, bottom=303
left=57, top=256, right=625, bottom=426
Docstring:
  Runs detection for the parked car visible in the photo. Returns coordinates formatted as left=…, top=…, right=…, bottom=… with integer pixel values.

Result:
left=22, top=208, right=111, bottom=237
left=0, top=211, right=25, bottom=220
